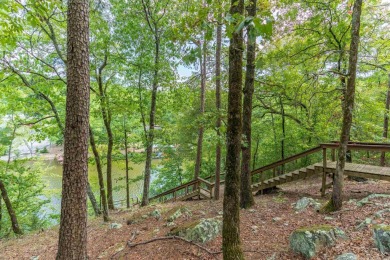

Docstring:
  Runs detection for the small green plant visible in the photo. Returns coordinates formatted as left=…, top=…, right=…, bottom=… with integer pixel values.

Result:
left=40, top=146, right=49, bottom=153
left=273, top=192, right=287, bottom=203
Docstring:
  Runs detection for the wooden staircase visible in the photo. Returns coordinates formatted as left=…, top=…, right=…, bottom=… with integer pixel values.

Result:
left=148, top=177, right=215, bottom=204
left=128, top=142, right=390, bottom=206
left=251, top=165, right=319, bottom=193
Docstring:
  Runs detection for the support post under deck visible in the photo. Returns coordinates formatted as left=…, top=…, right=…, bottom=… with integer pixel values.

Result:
left=321, top=148, right=327, bottom=197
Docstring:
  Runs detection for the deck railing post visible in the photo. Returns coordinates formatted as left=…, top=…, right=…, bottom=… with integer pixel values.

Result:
left=260, top=171, right=264, bottom=195
left=331, top=148, right=336, bottom=161
left=321, top=147, right=327, bottom=197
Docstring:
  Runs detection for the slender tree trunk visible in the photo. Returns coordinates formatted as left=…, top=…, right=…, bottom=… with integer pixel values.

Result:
left=124, top=119, right=130, bottom=208
left=87, top=182, right=100, bottom=216
left=96, top=55, right=115, bottom=210
left=194, top=38, right=207, bottom=181
left=0, top=180, right=23, bottom=235
left=214, top=18, right=222, bottom=201
left=142, top=33, right=160, bottom=206
left=57, top=0, right=90, bottom=258
left=0, top=119, right=22, bottom=235
left=0, top=197, right=2, bottom=232
left=223, top=0, right=245, bottom=258
left=331, top=0, right=363, bottom=211
left=280, top=97, right=285, bottom=174
left=89, top=127, right=109, bottom=222
left=252, top=135, right=260, bottom=170
left=240, top=0, right=256, bottom=209
left=381, top=73, right=390, bottom=166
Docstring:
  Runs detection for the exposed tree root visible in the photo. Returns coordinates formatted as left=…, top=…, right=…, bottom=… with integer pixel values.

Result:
left=111, top=236, right=221, bottom=259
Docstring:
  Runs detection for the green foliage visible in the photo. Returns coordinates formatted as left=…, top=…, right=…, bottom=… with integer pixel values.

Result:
left=0, top=159, right=51, bottom=237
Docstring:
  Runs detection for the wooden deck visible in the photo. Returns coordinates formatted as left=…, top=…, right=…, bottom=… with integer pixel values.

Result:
left=314, top=161, right=390, bottom=182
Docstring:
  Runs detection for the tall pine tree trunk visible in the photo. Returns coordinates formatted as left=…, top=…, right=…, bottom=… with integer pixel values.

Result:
left=330, top=0, right=363, bottom=211
left=214, top=17, right=222, bottom=201
left=223, top=0, right=245, bottom=258
left=381, top=73, right=390, bottom=166
left=240, top=0, right=256, bottom=209
left=57, top=0, right=90, bottom=258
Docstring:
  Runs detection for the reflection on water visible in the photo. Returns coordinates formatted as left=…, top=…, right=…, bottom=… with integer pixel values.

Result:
left=37, top=159, right=158, bottom=223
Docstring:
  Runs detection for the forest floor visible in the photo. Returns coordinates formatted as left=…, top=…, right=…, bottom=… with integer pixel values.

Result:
left=1, top=174, right=390, bottom=260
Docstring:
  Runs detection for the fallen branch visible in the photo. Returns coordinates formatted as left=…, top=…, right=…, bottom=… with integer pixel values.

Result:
left=127, top=236, right=221, bottom=257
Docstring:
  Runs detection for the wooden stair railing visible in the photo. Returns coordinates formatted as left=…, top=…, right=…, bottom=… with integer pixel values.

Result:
left=147, top=177, right=215, bottom=204
left=128, top=141, right=390, bottom=206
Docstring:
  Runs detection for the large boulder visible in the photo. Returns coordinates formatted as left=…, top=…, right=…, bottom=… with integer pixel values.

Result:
left=373, top=224, right=390, bottom=253
left=169, top=218, right=222, bottom=243
left=294, top=197, right=321, bottom=212
left=290, top=225, right=348, bottom=259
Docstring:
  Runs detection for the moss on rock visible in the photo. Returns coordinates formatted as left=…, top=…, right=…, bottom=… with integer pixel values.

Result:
left=169, top=218, right=222, bottom=243
left=290, top=225, right=347, bottom=259
left=373, top=224, right=390, bottom=253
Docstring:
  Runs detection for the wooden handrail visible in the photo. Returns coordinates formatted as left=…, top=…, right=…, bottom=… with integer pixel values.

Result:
left=149, top=179, right=199, bottom=202
left=330, top=141, right=390, bottom=146
left=197, top=177, right=214, bottom=189
left=251, top=146, right=322, bottom=175
left=321, top=143, right=390, bottom=152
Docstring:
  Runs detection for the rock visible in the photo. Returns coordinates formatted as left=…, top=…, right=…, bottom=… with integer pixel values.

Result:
left=290, top=225, right=348, bottom=259
left=165, top=222, right=176, bottom=227
left=294, top=197, right=321, bottom=212
left=373, top=224, right=390, bottom=253
left=251, top=225, right=259, bottom=234
left=166, top=206, right=191, bottom=222
left=272, top=217, right=282, bottom=222
left=109, top=223, right=123, bottom=229
left=334, top=253, right=357, bottom=260
left=169, top=218, right=222, bottom=243
left=198, top=210, right=206, bottom=216
left=374, top=208, right=390, bottom=219
left=150, top=209, right=161, bottom=219
left=357, top=194, right=390, bottom=207
left=356, top=218, right=372, bottom=231
left=267, top=253, right=277, bottom=260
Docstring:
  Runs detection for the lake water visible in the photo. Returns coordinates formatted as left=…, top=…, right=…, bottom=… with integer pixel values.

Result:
left=37, top=159, right=159, bottom=223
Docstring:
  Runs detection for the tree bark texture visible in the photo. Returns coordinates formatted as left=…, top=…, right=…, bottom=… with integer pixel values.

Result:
left=222, top=0, right=245, bottom=258
left=194, top=38, right=207, bottom=181
left=332, top=0, right=363, bottom=211
left=240, top=0, right=256, bottom=209
left=381, top=73, right=390, bottom=166
left=89, top=127, right=109, bottom=222
left=142, top=34, right=160, bottom=206
left=214, top=18, right=222, bottom=201
left=57, top=0, right=90, bottom=258
left=0, top=180, right=23, bottom=235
